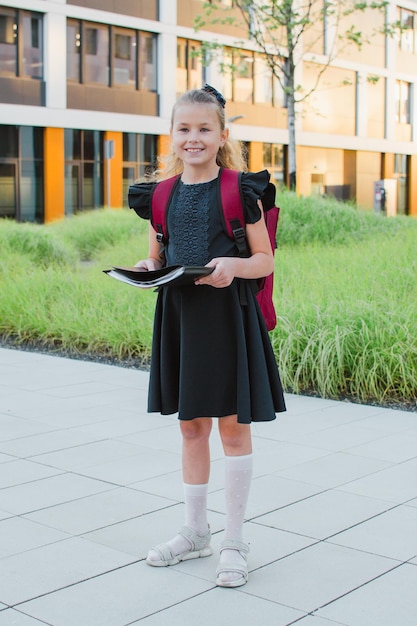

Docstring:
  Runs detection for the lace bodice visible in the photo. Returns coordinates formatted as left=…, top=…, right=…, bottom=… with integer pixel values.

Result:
left=170, top=181, right=211, bottom=265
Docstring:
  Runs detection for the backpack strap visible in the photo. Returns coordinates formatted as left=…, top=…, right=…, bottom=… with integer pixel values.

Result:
left=151, top=175, right=181, bottom=244
left=219, top=169, right=249, bottom=257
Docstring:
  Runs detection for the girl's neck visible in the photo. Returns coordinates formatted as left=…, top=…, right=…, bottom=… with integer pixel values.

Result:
left=181, top=164, right=220, bottom=185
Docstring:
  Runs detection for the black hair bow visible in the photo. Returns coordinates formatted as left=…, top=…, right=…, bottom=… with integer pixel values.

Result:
left=202, top=84, right=226, bottom=108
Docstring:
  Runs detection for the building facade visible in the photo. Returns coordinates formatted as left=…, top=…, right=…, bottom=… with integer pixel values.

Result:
left=1, top=0, right=416, bottom=222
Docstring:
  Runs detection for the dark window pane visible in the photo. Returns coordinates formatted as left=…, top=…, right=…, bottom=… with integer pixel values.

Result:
left=83, top=160, right=101, bottom=208
left=123, top=133, right=137, bottom=161
left=20, top=126, right=43, bottom=160
left=83, top=129, right=101, bottom=161
left=0, top=9, right=17, bottom=76
left=139, top=134, right=157, bottom=163
left=0, top=162, right=16, bottom=217
left=0, top=125, right=18, bottom=157
left=64, top=129, right=81, bottom=160
left=123, top=166, right=135, bottom=204
left=22, top=13, right=43, bottom=78
left=20, top=160, right=43, bottom=222
left=67, top=20, right=81, bottom=82
left=65, top=163, right=79, bottom=215
left=263, top=143, right=272, bottom=167
left=83, top=162, right=94, bottom=208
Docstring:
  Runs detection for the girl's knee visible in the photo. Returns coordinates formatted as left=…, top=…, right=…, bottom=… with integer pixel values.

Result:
left=180, top=418, right=212, bottom=441
left=219, top=417, right=252, bottom=453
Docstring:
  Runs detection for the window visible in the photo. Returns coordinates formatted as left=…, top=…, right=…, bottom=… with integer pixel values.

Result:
left=139, top=31, right=157, bottom=91
left=20, top=126, right=43, bottom=220
left=188, top=42, right=203, bottom=90
left=398, top=8, right=417, bottom=54
left=0, top=8, right=17, bottom=76
left=0, top=124, right=18, bottom=158
left=176, top=38, right=203, bottom=95
left=66, top=20, right=156, bottom=91
left=394, top=154, right=409, bottom=215
left=84, top=24, right=109, bottom=84
left=234, top=52, right=254, bottom=103
left=64, top=129, right=103, bottom=214
left=254, top=56, right=272, bottom=104
left=222, top=48, right=233, bottom=101
left=177, top=39, right=187, bottom=94
left=395, top=80, right=410, bottom=124
left=323, top=0, right=337, bottom=55
left=0, top=125, right=44, bottom=222
left=0, top=8, right=43, bottom=79
left=67, top=20, right=81, bottom=81
left=263, top=143, right=285, bottom=185
left=122, top=132, right=157, bottom=203
left=114, top=29, right=136, bottom=87
left=22, top=14, right=42, bottom=78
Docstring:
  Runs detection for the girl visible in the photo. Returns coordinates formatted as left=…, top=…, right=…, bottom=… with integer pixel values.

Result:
left=128, top=85, right=286, bottom=588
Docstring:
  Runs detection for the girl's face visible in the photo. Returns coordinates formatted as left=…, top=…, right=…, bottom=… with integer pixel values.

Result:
left=171, top=103, right=228, bottom=173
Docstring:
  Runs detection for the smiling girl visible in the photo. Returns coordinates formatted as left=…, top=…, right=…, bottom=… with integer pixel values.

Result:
left=128, top=85, right=286, bottom=587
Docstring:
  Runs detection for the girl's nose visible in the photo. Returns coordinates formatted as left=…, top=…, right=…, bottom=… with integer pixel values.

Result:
left=188, top=130, right=199, bottom=142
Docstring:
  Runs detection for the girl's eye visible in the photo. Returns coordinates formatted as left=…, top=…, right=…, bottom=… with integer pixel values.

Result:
left=201, top=128, right=210, bottom=132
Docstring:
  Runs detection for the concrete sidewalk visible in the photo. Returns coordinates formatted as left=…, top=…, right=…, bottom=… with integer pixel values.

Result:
left=0, top=346, right=416, bottom=626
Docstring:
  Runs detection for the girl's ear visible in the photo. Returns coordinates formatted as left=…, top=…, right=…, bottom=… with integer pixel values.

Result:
left=220, top=127, right=229, bottom=147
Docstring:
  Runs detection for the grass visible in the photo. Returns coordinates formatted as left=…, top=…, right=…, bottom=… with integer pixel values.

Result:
left=1, top=197, right=416, bottom=409
left=272, top=229, right=417, bottom=405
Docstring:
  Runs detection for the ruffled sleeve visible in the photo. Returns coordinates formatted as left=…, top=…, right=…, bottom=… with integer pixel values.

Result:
left=240, top=170, right=276, bottom=224
left=128, top=182, right=156, bottom=220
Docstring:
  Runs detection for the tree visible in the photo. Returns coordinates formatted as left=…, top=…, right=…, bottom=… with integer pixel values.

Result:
left=195, top=1, right=391, bottom=191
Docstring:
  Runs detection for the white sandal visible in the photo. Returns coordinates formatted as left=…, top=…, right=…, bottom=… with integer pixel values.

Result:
left=146, top=525, right=212, bottom=567
left=216, top=539, right=249, bottom=588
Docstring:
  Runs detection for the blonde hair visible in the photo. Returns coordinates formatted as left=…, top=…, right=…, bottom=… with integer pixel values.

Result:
left=158, top=88, right=247, bottom=180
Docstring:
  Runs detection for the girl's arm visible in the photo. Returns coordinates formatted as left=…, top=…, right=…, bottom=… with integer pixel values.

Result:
left=134, top=224, right=164, bottom=271
left=196, top=204, right=274, bottom=288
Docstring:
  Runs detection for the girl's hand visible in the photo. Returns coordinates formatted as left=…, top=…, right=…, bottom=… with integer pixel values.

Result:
left=134, top=258, right=163, bottom=271
left=195, top=257, right=238, bottom=288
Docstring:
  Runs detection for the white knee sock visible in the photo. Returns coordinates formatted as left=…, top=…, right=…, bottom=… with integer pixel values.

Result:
left=218, top=454, right=253, bottom=583
left=184, top=482, right=210, bottom=535
left=147, top=482, right=209, bottom=561
left=224, top=453, right=253, bottom=541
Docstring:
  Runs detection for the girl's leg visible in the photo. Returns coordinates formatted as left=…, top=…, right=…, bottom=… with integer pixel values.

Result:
left=147, top=418, right=212, bottom=565
left=217, top=415, right=253, bottom=586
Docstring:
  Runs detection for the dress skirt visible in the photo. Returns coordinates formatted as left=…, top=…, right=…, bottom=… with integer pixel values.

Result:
left=148, top=279, right=286, bottom=424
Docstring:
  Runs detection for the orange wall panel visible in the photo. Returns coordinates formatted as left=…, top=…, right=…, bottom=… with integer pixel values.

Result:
left=44, top=127, right=65, bottom=223
left=382, top=154, right=395, bottom=179
left=104, top=131, right=123, bottom=208
left=409, top=156, right=417, bottom=216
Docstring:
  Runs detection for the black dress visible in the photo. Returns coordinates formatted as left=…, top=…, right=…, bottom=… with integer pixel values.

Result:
left=129, top=169, right=286, bottom=424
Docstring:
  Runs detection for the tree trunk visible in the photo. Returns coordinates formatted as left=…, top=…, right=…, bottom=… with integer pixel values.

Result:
left=287, top=90, right=297, bottom=191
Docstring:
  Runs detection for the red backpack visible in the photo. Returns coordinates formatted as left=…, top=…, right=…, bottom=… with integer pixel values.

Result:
left=150, top=168, right=279, bottom=331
